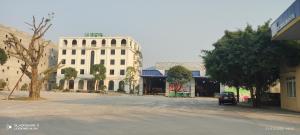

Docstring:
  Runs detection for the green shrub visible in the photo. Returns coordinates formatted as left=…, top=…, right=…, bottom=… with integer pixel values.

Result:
left=20, top=83, right=28, bottom=91
left=0, top=79, right=6, bottom=89
left=117, top=88, right=125, bottom=93
left=63, top=89, right=70, bottom=92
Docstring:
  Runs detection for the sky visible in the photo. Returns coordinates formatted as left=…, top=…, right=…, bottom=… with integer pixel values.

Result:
left=0, top=0, right=295, bottom=68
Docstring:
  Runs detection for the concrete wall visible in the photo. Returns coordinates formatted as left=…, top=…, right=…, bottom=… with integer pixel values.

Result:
left=280, top=65, right=300, bottom=112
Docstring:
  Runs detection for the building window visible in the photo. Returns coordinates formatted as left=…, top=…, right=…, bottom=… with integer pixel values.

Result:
left=61, top=69, right=65, bottom=74
left=102, top=39, right=106, bottom=46
left=62, top=49, right=66, bottom=55
left=72, top=49, right=76, bottom=55
left=100, top=59, right=105, bottom=65
left=91, top=40, right=96, bottom=46
left=81, top=59, right=85, bottom=65
left=111, top=39, right=116, bottom=46
left=110, top=69, right=114, bottom=75
left=82, top=39, right=86, bottom=46
left=111, top=49, right=115, bottom=55
left=121, top=39, right=126, bottom=46
left=80, top=69, right=84, bottom=75
left=101, top=49, right=105, bottom=55
left=64, top=40, right=68, bottom=45
left=286, top=77, right=296, bottom=97
left=90, top=51, right=95, bottom=74
left=78, top=80, right=84, bottom=89
left=81, top=49, right=85, bottom=55
left=110, top=59, right=115, bottom=65
left=62, top=59, right=66, bottom=64
left=71, top=59, right=75, bottom=65
left=121, top=49, right=126, bottom=55
left=120, top=69, right=125, bottom=75
left=72, top=40, right=77, bottom=45
left=108, top=80, right=114, bottom=90
left=120, top=59, right=125, bottom=65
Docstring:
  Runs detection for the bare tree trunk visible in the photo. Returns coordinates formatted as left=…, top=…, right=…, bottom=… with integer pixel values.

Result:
left=250, top=88, right=255, bottom=107
left=236, top=86, right=240, bottom=103
left=67, top=80, right=69, bottom=90
left=133, top=82, right=135, bottom=94
left=129, top=81, right=132, bottom=94
left=95, top=80, right=98, bottom=91
left=255, top=87, right=262, bottom=108
left=29, top=67, right=40, bottom=100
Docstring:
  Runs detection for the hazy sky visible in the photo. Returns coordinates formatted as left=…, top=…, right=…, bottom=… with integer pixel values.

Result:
left=0, top=0, right=295, bottom=67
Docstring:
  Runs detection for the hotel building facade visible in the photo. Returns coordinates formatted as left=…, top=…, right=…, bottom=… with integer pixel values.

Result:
left=56, top=34, right=141, bottom=93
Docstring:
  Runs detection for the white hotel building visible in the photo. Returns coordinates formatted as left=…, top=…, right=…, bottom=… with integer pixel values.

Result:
left=56, top=34, right=141, bottom=93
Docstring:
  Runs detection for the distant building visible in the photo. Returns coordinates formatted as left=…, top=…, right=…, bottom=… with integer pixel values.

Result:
left=0, top=24, right=57, bottom=91
left=139, top=62, right=220, bottom=97
left=272, top=0, right=300, bottom=112
left=56, top=34, right=141, bottom=93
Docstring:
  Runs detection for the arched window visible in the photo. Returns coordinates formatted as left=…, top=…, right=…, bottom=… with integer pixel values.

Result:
left=98, top=80, right=104, bottom=90
left=118, top=81, right=125, bottom=91
left=82, top=39, right=86, bottom=46
left=90, top=51, right=95, bottom=74
left=108, top=80, right=114, bottom=90
left=59, top=79, right=65, bottom=89
left=72, top=40, right=77, bottom=45
left=111, top=39, right=116, bottom=46
left=63, top=40, right=68, bottom=45
left=121, top=39, right=126, bottom=46
left=91, top=40, right=96, bottom=46
left=69, top=80, right=74, bottom=89
left=87, top=80, right=95, bottom=91
left=78, top=80, right=84, bottom=89
left=102, top=39, right=106, bottom=46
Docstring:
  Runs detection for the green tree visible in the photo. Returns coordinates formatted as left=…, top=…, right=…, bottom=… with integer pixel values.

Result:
left=167, top=65, right=192, bottom=97
left=202, top=21, right=300, bottom=107
left=123, top=50, right=142, bottom=94
left=63, top=67, right=77, bottom=90
left=0, top=48, right=8, bottom=65
left=124, top=66, right=136, bottom=94
left=134, top=50, right=143, bottom=67
left=91, top=64, right=106, bottom=91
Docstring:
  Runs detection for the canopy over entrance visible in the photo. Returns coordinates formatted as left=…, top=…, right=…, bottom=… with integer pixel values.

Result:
left=272, top=0, right=300, bottom=40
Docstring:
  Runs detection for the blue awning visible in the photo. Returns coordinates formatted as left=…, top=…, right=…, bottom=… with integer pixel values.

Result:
left=141, top=70, right=201, bottom=78
left=192, top=71, right=201, bottom=78
left=141, top=70, right=165, bottom=77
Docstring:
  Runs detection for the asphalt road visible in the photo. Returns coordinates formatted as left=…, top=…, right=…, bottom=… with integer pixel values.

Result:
left=0, top=91, right=299, bottom=135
